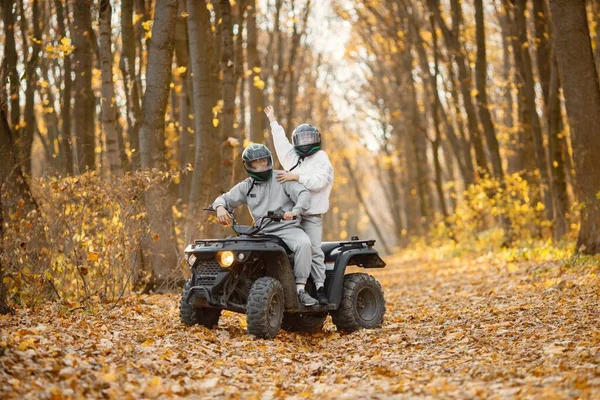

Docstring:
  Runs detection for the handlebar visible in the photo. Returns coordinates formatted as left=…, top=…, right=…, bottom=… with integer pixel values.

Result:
left=205, top=207, right=296, bottom=236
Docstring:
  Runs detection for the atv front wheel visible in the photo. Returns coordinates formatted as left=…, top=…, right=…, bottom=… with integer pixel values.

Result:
left=331, top=273, right=385, bottom=332
left=282, top=312, right=327, bottom=333
left=246, top=277, right=284, bottom=339
left=180, top=280, right=221, bottom=328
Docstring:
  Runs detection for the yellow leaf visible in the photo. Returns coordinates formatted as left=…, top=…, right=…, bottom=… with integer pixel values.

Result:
left=87, top=252, right=100, bottom=262
left=144, top=376, right=163, bottom=398
left=253, top=79, right=265, bottom=90
left=172, top=205, right=183, bottom=219
left=252, top=67, right=262, bottom=73
left=18, top=338, right=35, bottom=351
left=507, top=263, right=519, bottom=273
left=101, top=372, right=117, bottom=383
left=213, top=118, right=219, bottom=128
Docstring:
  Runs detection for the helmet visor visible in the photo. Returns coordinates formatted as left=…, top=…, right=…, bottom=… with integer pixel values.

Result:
left=293, top=130, right=320, bottom=146
left=244, top=155, right=273, bottom=172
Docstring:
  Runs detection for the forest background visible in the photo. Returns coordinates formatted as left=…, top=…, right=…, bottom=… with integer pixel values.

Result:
left=0, top=0, right=599, bottom=313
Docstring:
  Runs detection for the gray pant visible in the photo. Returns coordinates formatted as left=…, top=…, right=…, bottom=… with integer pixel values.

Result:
left=265, top=224, right=312, bottom=284
left=301, top=215, right=326, bottom=286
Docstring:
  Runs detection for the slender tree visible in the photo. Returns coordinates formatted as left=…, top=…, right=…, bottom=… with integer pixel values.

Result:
left=22, top=0, right=42, bottom=175
left=474, top=0, right=503, bottom=179
left=121, top=0, right=143, bottom=169
left=246, top=0, right=265, bottom=143
left=71, top=0, right=95, bottom=173
left=219, top=0, right=236, bottom=190
left=1, top=0, right=20, bottom=134
left=186, top=0, right=220, bottom=240
left=99, top=0, right=123, bottom=177
left=138, top=0, right=180, bottom=289
left=54, top=0, right=74, bottom=175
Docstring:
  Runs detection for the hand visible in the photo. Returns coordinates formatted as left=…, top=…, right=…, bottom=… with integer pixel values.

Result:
left=276, top=172, right=299, bottom=183
left=264, top=105, right=276, bottom=123
left=216, top=206, right=233, bottom=226
left=283, top=211, right=297, bottom=220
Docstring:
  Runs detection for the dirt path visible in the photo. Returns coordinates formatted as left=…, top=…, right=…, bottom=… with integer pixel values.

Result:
left=1, top=252, right=599, bottom=399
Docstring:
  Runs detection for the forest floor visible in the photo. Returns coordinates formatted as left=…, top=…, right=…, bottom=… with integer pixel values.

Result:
left=1, top=247, right=600, bottom=399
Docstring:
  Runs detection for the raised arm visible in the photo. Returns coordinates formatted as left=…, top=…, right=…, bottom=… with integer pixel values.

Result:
left=264, top=105, right=297, bottom=170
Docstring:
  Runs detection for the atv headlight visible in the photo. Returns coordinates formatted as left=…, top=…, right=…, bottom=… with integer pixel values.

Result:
left=185, top=252, right=197, bottom=267
left=217, top=251, right=235, bottom=267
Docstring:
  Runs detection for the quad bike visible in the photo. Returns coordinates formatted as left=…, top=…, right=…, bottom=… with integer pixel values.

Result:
left=179, top=208, right=386, bottom=339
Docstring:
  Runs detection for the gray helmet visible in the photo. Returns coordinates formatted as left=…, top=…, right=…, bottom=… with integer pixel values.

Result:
left=292, top=124, right=321, bottom=157
left=242, top=144, right=273, bottom=181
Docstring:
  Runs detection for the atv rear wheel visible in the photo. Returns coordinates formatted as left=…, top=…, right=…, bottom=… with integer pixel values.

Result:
left=246, top=277, right=284, bottom=339
left=282, top=312, right=327, bottom=333
left=331, top=273, right=385, bottom=333
left=180, top=280, right=221, bottom=328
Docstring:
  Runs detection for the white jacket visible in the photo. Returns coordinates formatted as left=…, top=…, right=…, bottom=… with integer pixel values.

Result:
left=271, top=121, right=334, bottom=215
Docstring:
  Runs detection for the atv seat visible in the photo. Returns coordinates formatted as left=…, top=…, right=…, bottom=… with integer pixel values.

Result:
left=321, top=241, right=342, bottom=260
left=259, top=234, right=293, bottom=254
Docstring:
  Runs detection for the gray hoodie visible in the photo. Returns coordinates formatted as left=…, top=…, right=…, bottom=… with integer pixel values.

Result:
left=212, top=171, right=311, bottom=230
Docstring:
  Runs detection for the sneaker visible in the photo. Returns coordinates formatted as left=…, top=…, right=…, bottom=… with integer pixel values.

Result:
left=316, top=287, right=329, bottom=305
left=298, top=290, right=318, bottom=306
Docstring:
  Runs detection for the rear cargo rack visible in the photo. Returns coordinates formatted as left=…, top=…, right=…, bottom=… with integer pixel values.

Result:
left=338, top=239, right=376, bottom=247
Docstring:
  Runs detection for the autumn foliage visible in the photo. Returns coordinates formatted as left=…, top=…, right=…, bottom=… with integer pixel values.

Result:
left=2, top=247, right=599, bottom=398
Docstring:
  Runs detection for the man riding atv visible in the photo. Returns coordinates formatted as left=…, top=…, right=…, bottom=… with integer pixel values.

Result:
left=212, top=143, right=320, bottom=306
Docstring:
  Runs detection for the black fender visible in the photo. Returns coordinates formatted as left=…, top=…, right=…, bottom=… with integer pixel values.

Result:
left=326, top=249, right=386, bottom=307
left=262, top=250, right=298, bottom=310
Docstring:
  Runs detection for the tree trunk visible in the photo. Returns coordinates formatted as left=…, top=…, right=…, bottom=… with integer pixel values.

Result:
left=446, top=61, right=476, bottom=185
left=550, top=0, right=600, bottom=254
left=498, top=10, right=520, bottom=174
left=219, top=0, right=236, bottom=191
left=134, top=0, right=150, bottom=97
left=138, top=0, right=180, bottom=289
left=547, top=53, right=569, bottom=239
left=475, top=0, right=503, bottom=179
left=121, top=0, right=143, bottom=170
left=0, top=108, right=39, bottom=313
left=430, top=18, right=449, bottom=223
left=534, top=0, right=569, bottom=239
left=21, top=0, right=42, bottom=176
left=71, top=0, right=95, bottom=173
left=99, top=0, right=123, bottom=177
left=284, top=1, right=312, bottom=134
left=272, top=0, right=285, bottom=117
left=593, top=0, right=600, bottom=76
left=503, top=0, right=538, bottom=179
left=1, top=0, right=20, bottom=135
left=186, top=0, right=220, bottom=241
left=175, top=0, right=193, bottom=201
left=54, top=0, right=74, bottom=175
left=233, top=0, right=248, bottom=184
left=515, top=0, right=554, bottom=223
left=246, top=0, right=265, bottom=143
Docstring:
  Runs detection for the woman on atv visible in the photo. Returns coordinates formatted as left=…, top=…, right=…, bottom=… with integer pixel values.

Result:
left=212, top=144, right=320, bottom=306
left=264, top=106, right=334, bottom=305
